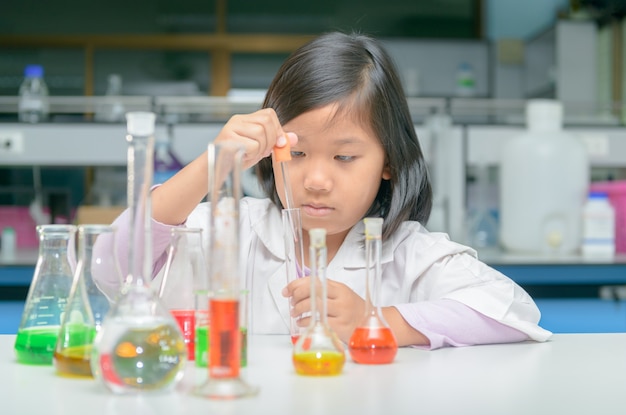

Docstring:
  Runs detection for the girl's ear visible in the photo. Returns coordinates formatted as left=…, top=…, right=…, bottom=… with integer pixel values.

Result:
left=382, top=164, right=392, bottom=180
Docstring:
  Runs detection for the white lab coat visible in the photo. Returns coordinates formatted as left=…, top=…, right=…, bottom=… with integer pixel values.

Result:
left=186, top=197, right=552, bottom=342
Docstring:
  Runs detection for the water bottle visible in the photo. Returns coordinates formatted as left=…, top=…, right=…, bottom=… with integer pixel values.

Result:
left=18, top=64, right=50, bottom=123
left=455, top=62, right=476, bottom=97
left=581, top=191, right=615, bottom=259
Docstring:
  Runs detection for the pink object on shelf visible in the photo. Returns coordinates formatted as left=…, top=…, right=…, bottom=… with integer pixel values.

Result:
left=0, top=207, right=39, bottom=248
left=590, top=181, right=626, bottom=253
left=0, top=206, right=74, bottom=249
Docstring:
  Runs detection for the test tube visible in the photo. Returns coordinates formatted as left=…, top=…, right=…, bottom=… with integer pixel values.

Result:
left=194, top=141, right=257, bottom=399
left=282, top=207, right=305, bottom=344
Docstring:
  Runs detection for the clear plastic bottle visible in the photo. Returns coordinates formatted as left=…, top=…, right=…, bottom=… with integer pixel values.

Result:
left=95, top=74, right=125, bottom=123
left=18, top=64, right=50, bottom=123
left=153, top=125, right=184, bottom=185
left=500, top=100, right=589, bottom=255
left=581, top=191, right=615, bottom=259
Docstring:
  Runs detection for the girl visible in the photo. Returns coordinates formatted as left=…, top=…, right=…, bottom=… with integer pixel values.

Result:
left=97, top=32, right=552, bottom=349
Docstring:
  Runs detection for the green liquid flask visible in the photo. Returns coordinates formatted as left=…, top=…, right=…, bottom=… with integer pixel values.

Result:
left=91, top=112, right=186, bottom=394
left=15, top=224, right=77, bottom=365
left=54, top=224, right=120, bottom=378
left=292, top=228, right=345, bottom=376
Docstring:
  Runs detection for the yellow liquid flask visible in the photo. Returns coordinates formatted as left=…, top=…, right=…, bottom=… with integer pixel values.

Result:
left=158, top=227, right=207, bottom=363
left=91, top=112, right=186, bottom=394
left=293, top=228, right=345, bottom=376
left=14, top=224, right=77, bottom=365
left=54, top=224, right=121, bottom=378
left=348, top=218, right=398, bottom=364
left=194, top=142, right=257, bottom=399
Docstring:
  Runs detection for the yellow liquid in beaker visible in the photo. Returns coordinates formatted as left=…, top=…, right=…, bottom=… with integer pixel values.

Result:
left=293, top=350, right=345, bottom=376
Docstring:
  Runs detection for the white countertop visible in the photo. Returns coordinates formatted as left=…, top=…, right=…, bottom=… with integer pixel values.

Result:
left=2, top=333, right=626, bottom=415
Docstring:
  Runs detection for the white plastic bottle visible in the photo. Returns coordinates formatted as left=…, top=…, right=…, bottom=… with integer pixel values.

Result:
left=95, top=73, right=125, bottom=122
left=18, top=64, right=49, bottom=123
left=581, top=191, right=615, bottom=259
left=500, top=99, right=589, bottom=255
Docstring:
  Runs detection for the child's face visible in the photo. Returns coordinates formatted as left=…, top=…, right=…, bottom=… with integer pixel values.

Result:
left=272, top=103, right=391, bottom=246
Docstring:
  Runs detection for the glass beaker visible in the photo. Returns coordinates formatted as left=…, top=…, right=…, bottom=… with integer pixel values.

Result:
left=91, top=111, right=186, bottom=394
left=158, top=227, right=207, bottom=362
left=54, top=224, right=120, bottom=378
left=292, top=228, right=345, bottom=376
left=282, top=208, right=305, bottom=344
left=194, top=141, right=257, bottom=399
left=348, top=218, right=398, bottom=364
left=14, top=224, right=77, bottom=365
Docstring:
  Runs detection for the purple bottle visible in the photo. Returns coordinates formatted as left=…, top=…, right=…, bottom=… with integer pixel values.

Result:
left=153, top=128, right=184, bottom=185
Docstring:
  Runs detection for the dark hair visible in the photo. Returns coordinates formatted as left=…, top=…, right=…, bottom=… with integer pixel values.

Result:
left=257, top=31, right=432, bottom=240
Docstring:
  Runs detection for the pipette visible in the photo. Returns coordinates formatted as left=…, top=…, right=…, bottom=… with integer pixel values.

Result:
left=274, top=140, right=294, bottom=210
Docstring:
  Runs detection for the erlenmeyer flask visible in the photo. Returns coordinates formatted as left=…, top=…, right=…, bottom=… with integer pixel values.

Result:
left=194, top=141, right=257, bottom=399
left=158, top=227, right=207, bottom=362
left=14, top=224, right=77, bottom=365
left=348, top=218, right=398, bottom=364
left=293, top=228, right=345, bottom=376
left=54, top=224, right=120, bottom=377
left=91, top=111, right=186, bottom=394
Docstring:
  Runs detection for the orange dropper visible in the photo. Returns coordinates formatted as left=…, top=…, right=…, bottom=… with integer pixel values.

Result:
left=274, top=139, right=294, bottom=210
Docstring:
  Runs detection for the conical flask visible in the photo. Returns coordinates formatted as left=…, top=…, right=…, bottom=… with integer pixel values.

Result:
left=14, top=224, right=77, bottom=365
left=158, top=227, right=207, bottom=362
left=293, top=228, right=345, bottom=376
left=54, top=224, right=120, bottom=378
left=348, top=218, right=398, bottom=364
left=91, top=111, right=186, bottom=394
left=194, top=141, right=257, bottom=399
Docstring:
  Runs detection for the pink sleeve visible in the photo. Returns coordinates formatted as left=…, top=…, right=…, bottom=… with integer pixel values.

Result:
left=93, top=208, right=181, bottom=299
left=394, top=299, right=529, bottom=350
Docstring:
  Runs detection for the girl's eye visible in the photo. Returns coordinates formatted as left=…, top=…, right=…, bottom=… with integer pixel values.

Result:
left=335, top=155, right=354, bottom=162
left=290, top=151, right=305, bottom=158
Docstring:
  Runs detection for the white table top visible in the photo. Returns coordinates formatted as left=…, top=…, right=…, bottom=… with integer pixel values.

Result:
left=2, top=333, right=625, bottom=415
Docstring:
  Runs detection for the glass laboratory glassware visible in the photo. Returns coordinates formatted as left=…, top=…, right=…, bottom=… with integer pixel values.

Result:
left=54, top=225, right=120, bottom=378
left=91, top=111, right=186, bottom=394
left=282, top=208, right=305, bottom=345
left=158, top=227, right=207, bottom=362
left=292, top=228, right=345, bottom=376
left=14, top=224, right=77, bottom=365
left=194, top=141, right=257, bottom=399
left=348, top=218, right=398, bottom=364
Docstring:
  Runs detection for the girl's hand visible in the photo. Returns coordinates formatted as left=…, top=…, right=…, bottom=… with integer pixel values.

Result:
left=283, top=277, right=366, bottom=343
left=214, top=108, right=298, bottom=170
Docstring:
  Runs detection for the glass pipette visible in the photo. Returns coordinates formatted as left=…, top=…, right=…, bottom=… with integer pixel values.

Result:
left=274, top=140, right=294, bottom=210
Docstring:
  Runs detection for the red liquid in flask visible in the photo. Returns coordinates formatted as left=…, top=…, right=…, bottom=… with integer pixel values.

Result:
left=171, top=309, right=195, bottom=360
left=209, top=298, right=240, bottom=379
left=349, top=326, right=397, bottom=364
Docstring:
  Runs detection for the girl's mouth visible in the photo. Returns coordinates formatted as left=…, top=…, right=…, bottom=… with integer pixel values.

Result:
left=302, top=203, right=333, bottom=217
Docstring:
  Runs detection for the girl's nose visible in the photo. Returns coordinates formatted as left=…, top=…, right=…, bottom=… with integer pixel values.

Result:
left=303, top=161, right=332, bottom=192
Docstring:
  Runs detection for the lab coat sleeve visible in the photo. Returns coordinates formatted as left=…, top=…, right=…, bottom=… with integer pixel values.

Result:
left=92, top=207, right=181, bottom=299
left=394, top=299, right=530, bottom=350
